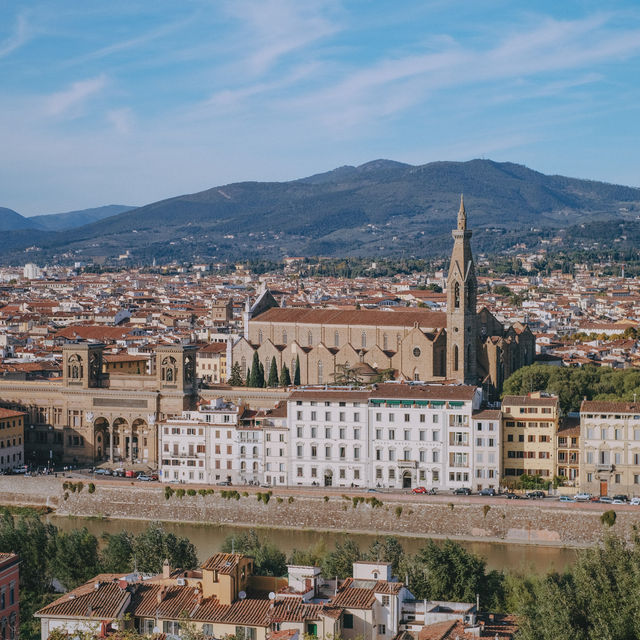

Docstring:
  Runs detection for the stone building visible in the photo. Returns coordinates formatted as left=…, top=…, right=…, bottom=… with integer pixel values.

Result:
left=580, top=400, right=640, bottom=497
left=0, top=407, right=25, bottom=473
left=233, top=198, right=535, bottom=398
left=0, top=342, right=198, bottom=468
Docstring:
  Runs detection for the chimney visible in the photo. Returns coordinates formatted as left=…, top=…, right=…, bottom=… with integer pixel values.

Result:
left=163, top=558, right=171, bottom=579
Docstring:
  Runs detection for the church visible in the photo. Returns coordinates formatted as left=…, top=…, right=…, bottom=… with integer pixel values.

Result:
left=232, top=198, right=535, bottom=398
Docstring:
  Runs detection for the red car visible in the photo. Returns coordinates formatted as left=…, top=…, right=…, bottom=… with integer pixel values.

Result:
left=412, top=486, right=427, bottom=494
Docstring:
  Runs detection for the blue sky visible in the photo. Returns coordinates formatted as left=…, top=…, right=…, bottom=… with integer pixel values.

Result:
left=1, top=0, right=639, bottom=215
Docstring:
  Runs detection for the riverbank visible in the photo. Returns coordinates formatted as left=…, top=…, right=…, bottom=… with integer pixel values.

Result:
left=0, top=475, right=636, bottom=549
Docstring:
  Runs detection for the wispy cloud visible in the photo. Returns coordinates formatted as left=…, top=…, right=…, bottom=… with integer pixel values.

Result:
left=0, top=12, right=31, bottom=58
left=107, top=107, right=134, bottom=134
left=223, top=0, right=340, bottom=74
left=44, top=75, right=107, bottom=117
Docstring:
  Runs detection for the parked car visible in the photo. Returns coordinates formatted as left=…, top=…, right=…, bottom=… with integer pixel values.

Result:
left=504, top=492, right=522, bottom=499
left=125, top=470, right=137, bottom=478
left=630, top=497, right=640, bottom=506
left=478, top=488, right=496, bottom=496
left=452, top=487, right=472, bottom=495
left=612, top=499, right=626, bottom=504
left=573, top=492, right=592, bottom=501
left=526, top=490, right=546, bottom=499
left=217, top=480, right=231, bottom=486
left=12, top=466, right=28, bottom=474
left=558, top=496, right=576, bottom=502
left=113, top=468, right=125, bottom=477
left=412, top=486, right=427, bottom=494
left=599, top=496, right=613, bottom=504
left=137, top=474, right=152, bottom=481
left=94, top=468, right=108, bottom=475
left=613, top=494, right=629, bottom=502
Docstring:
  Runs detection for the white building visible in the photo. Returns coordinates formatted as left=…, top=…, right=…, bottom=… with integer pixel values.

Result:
left=287, top=383, right=493, bottom=491
left=256, top=401, right=288, bottom=487
left=158, top=398, right=246, bottom=484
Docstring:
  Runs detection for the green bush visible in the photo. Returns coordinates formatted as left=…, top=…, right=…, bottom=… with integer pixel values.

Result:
left=324, top=496, right=330, bottom=502
left=206, top=488, right=215, bottom=495
left=288, top=496, right=294, bottom=504
left=483, top=505, right=491, bottom=518
left=164, top=486, right=174, bottom=500
left=88, top=483, right=95, bottom=494
left=176, top=488, right=186, bottom=499
left=395, top=506, right=403, bottom=518
left=75, top=482, right=83, bottom=493
left=187, top=489, right=196, bottom=497
left=276, top=497, right=283, bottom=503
left=365, top=496, right=383, bottom=508
left=242, top=491, right=249, bottom=497
left=601, top=510, right=617, bottom=527
left=198, top=489, right=207, bottom=497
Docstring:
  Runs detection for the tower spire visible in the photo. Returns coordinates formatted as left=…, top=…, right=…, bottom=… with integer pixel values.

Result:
left=457, top=194, right=466, bottom=230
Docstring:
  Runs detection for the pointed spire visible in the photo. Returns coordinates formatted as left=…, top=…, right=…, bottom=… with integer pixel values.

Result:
left=457, top=194, right=466, bottom=231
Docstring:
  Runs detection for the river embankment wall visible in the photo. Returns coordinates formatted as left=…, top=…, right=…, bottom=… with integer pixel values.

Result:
left=1, top=476, right=638, bottom=547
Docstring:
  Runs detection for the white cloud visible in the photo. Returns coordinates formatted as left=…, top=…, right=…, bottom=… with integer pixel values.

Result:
left=0, top=12, right=30, bottom=58
left=44, top=75, right=108, bottom=117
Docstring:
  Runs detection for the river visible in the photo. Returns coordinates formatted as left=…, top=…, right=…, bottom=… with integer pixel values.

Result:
left=49, top=515, right=578, bottom=575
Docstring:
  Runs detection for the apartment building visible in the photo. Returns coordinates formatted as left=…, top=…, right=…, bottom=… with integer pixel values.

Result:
left=0, top=408, right=25, bottom=473
left=501, top=393, right=559, bottom=481
left=0, top=553, right=19, bottom=640
left=472, top=409, right=501, bottom=492
left=255, top=402, right=288, bottom=487
left=158, top=399, right=244, bottom=484
left=557, top=417, right=580, bottom=486
left=287, top=383, right=488, bottom=491
left=580, top=400, right=640, bottom=496
left=196, top=342, right=227, bottom=384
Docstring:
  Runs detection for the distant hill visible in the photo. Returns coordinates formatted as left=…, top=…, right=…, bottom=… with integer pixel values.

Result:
left=0, top=207, right=38, bottom=231
left=1, top=159, right=639, bottom=264
left=28, top=204, right=135, bottom=231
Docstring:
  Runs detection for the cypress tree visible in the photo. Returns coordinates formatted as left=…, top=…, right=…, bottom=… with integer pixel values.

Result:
left=280, top=362, right=291, bottom=387
left=294, top=354, right=301, bottom=386
left=258, top=361, right=266, bottom=388
left=245, top=365, right=251, bottom=386
left=228, top=362, right=243, bottom=386
left=267, top=358, right=279, bottom=387
left=248, top=351, right=261, bottom=387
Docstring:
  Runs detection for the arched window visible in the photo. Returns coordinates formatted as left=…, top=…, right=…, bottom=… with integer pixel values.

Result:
left=253, top=461, right=258, bottom=472
left=307, top=331, right=313, bottom=346
left=383, top=334, right=388, bottom=350
left=282, top=330, right=287, bottom=345
left=240, top=446, right=246, bottom=456
left=414, top=370, right=419, bottom=381
left=318, top=360, right=324, bottom=384
left=258, top=330, right=263, bottom=344
left=253, top=446, right=258, bottom=457
left=361, top=331, right=367, bottom=348
left=454, top=282, right=460, bottom=308
left=241, top=356, right=247, bottom=377
left=334, top=331, right=339, bottom=347
left=454, top=345, right=459, bottom=371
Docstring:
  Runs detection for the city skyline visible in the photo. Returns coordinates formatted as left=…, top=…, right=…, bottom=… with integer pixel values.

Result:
left=1, top=0, right=640, bottom=215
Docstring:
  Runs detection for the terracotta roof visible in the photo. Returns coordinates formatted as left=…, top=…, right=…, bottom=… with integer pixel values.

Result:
left=0, top=408, right=26, bottom=419
left=581, top=400, right=640, bottom=413
left=371, top=383, right=477, bottom=401
left=36, top=576, right=130, bottom=620
left=288, top=389, right=371, bottom=402
left=253, top=308, right=447, bottom=329
left=472, top=409, right=501, bottom=419
left=199, top=343, right=227, bottom=354
left=200, top=552, right=242, bottom=574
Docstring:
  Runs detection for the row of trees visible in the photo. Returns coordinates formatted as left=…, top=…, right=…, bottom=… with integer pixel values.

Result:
left=503, top=363, right=640, bottom=413
left=228, top=352, right=301, bottom=388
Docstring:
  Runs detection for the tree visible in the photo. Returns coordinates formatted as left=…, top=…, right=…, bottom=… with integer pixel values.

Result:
left=222, top=530, right=286, bottom=576
left=267, top=358, right=279, bottom=387
left=365, top=537, right=406, bottom=575
left=245, top=365, right=251, bottom=386
left=322, top=537, right=361, bottom=579
left=228, top=362, right=243, bottom=386
left=101, top=531, right=134, bottom=573
left=294, top=355, right=301, bottom=386
left=132, top=523, right=198, bottom=574
left=51, top=528, right=101, bottom=590
left=280, top=362, right=291, bottom=387
left=258, top=360, right=265, bottom=387
left=332, top=363, right=363, bottom=385
left=248, top=351, right=261, bottom=387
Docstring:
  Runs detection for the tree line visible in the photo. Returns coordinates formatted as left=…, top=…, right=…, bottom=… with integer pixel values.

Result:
left=228, top=352, right=301, bottom=388
left=503, top=363, right=640, bottom=413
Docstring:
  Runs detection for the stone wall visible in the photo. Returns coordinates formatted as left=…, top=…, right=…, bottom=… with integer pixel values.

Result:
left=0, top=476, right=636, bottom=547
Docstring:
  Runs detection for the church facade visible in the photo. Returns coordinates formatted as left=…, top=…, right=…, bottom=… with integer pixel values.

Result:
left=233, top=198, right=535, bottom=397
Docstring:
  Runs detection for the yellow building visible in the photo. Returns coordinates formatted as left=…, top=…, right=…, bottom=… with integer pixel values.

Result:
left=0, top=407, right=25, bottom=472
left=197, top=342, right=227, bottom=384
left=501, top=392, right=559, bottom=483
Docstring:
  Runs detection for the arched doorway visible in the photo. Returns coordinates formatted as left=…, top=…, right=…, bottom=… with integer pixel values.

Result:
left=324, top=469, right=333, bottom=487
left=402, top=471, right=412, bottom=489
left=132, top=418, right=149, bottom=463
left=112, top=417, right=129, bottom=462
left=93, top=417, right=109, bottom=462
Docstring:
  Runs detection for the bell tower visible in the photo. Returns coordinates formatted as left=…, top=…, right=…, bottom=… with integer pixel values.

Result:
left=446, top=196, right=477, bottom=384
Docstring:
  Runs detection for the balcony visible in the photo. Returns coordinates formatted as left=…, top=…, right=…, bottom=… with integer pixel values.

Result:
left=595, top=463, right=613, bottom=472
left=398, top=459, right=417, bottom=469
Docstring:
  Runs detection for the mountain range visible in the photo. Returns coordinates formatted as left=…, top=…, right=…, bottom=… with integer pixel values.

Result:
left=1, top=159, right=639, bottom=264
left=0, top=205, right=133, bottom=233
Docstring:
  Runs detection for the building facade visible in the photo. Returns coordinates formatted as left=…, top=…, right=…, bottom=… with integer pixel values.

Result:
left=0, top=408, right=25, bottom=473
left=0, top=553, right=19, bottom=640
left=501, top=393, right=559, bottom=482
left=580, top=400, right=640, bottom=497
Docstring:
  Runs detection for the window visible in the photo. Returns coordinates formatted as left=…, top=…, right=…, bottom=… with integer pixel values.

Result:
left=378, top=625, right=386, bottom=635
left=163, top=622, right=180, bottom=635
left=203, top=624, right=214, bottom=636
left=236, top=627, right=257, bottom=640
left=388, top=429, right=395, bottom=440
left=382, top=595, right=390, bottom=606
left=388, top=449, right=396, bottom=461
left=343, top=614, right=354, bottom=629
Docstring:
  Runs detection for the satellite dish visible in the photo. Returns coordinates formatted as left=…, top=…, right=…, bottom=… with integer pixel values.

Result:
left=268, top=591, right=276, bottom=600
left=238, top=591, right=246, bottom=600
